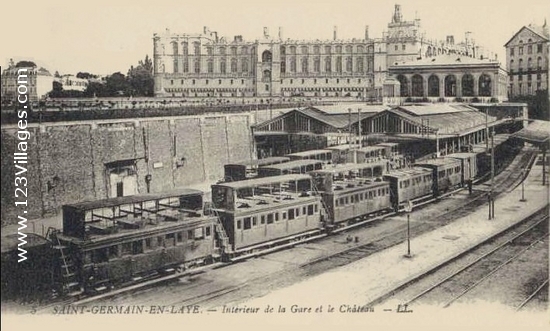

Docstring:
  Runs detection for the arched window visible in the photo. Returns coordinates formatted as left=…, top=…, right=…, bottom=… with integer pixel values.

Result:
left=527, top=58, right=532, bottom=69
left=357, top=45, right=364, bottom=53
left=519, top=58, right=523, bottom=71
left=281, top=59, right=286, bottom=73
left=231, top=47, right=237, bottom=55
left=336, top=46, right=342, bottom=53
left=281, top=46, right=286, bottom=55
left=444, top=75, right=457, bottom=97
left=537, top=57, right=542, bottom=69
left=325, top=58, right=331, bottom=72
left=397, top=75, right=409, bottom=97
left=301, top=46, right=308, bottom=54
left=183, top=59, right=189, bottom=73
left=262, top=50, right=272, bottom=63
left=219, top=47, right=225, bottom=55
left=172, top=42, right=178, bottom=55
left=220, top=61, right=226, bottom=74
left=207, top=60, right=213, bottom=73
left=336, top=57, right=342, bottom=73
left=314, top=46, right=320, bottom=54
left=290, top=58, right=296, bottom=72
left=301, top=57, right=308, bottom=73
left=231, top=58, right=237, bottom=72
left=194, top=42, right=201, bottom=55
left=325, top=46, right=331, bottom=54
left=182, top=42, right=188, bottom=55
left=411, top=75, right=424, bottom=97
left=314, top=58, right=320, bottom=72
left=262, top=70, right=271, bottom=82
left=289, top=46, right=296, bottom=54
left=345, top=57, right=352, bottom=72
left=356, top=58, right=364, bottom=73
left=462, top=74, right=474, bottom=97
left=478, top=74, right=492, bottom=96
left=241, top=58, right=248, bottom=72
left=345, top=45, right=352, bottom=53
left=428, top=75, right=439, bottom=97
left=194, top=60, right=200, bottom=73
left=241, top=46, right=247, bottom=55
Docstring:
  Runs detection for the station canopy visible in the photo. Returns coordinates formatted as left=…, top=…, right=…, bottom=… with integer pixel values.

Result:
left=510, top=120, right=549, bottom=145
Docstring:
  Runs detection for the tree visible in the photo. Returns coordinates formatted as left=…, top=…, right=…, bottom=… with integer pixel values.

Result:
left=15, top=61, right=37, bottom=68
left=105, top=72, right=129, bottom=96
left=54, top=71, right=61, bottom=78
left=76, top=72, right=98, bottom=79
left=127, top=55, right=154, bottom=97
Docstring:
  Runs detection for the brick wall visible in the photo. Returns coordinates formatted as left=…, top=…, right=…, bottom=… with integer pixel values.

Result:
left=0, top=114, right=254, bottom=225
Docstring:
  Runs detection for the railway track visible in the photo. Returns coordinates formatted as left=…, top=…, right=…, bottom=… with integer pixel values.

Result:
left=28, top=147, right=538, bottom=311
left=516, top=279, right=549, bottom=311
left=368, top=208, right=548, bottom=309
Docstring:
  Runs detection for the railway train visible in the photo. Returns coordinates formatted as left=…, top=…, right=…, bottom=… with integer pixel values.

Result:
left=1, top=135, right=521, bottom=301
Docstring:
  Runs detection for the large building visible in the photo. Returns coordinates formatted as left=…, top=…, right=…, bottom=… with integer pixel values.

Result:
left=1, top=60, right=55, bottom=105
left=152, top=5, right=490, bottom=100
left=505, top=21, right=549, bottom=97
left=386, top=54, right=508, bottom=103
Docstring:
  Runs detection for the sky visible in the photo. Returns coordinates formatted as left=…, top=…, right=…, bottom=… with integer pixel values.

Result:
left=1, top=0, right=548, bottom=76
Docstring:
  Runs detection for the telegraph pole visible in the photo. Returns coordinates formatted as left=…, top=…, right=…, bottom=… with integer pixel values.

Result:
left=489, top=129, right=495, bottom=219
left=358, top=108, right=362, bottom=148
left=520, top=168, right=527, bottom=202
left=348, top=108, right=352, bottom=149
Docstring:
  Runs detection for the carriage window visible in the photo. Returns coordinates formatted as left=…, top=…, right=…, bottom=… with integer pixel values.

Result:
left=244, top=218, right=252, bottom=229
left=350, top=195, right=354, bottom=203
left=275, top=213, right=280, bottom=221
left=122, top=242, right=133, bottom=256
left=237, top=220, right=242, bottom=229
left=165, top=233, right=175, bottom=247
left=205, top=226, right=211, bottom=237
left=288, top=209, right=295, bottom=220
left=194, top=227, right=204, bottom=239
left=267, top=214, right=274, bottom=224
left=315, top=204, right=318, bottom=213
left=360, top=193, right=364, bottom=200
left=355, top=194, right=359, bottom=201
left=108, top=245, right=119, bottom=259
left=399, top=182, right=402, bottom=189
left=302, top=206, right=306, bottom=215
left=145, top=238, right=152, bottom=249
left=282, top=212, right=287, bottom=220
left=260, top=215, right=265, bottom=224
left=447, top=169, right=453, bottom=175
left=369, top=191, right=373, bottom=199
left=335, top=200, right=339, bottom=206
left=339, top=198, right=345, bottom=205
left=176, top=232, right=183, bottom=243
left=345, top=197, right=349, bottom=204
left=92, top=248, right=109, bottom=263
left=252, top=217, right=258, bottom=226
left=439, top=171, right=445, bottom=178
left=386, top=188, right=390, bottom=195
left=308, top=205, right=314, bottom=215
left=296, top=208, right=300, bottom=216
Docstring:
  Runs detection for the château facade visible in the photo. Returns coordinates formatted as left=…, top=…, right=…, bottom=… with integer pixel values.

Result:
left=153, top=5, right=491, bottom=100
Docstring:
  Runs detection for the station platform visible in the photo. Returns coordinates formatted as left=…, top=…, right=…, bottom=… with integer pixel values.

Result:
left=241, top=156, right=549, bottom=313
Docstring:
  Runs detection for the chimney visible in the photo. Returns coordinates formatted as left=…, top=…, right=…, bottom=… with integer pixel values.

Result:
left=279, top=27, right=283, bottom=40
left=203, top=26, right=208, bottom=34
left=263, top=27, right=269, bottom=38
left=365, top=25, right=369, bottom=40
left=333, top=26, right=338, bottom=40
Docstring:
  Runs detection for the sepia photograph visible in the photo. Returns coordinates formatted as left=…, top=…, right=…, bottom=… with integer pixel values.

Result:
left=1, top=0, right=549, bottom=330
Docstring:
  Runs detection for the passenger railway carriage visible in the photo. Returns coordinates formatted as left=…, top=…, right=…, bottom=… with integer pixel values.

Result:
left=414, top=158, right=462, bottom=196
left=257, top=159, right=324, bottom=177
left=224, top=157, right=290, bottom=182
left=211, top=174, right=323, bottom=255
left=445, top=152, right=478, bottom=186
left=310, top=162, right=392, bottom=228
left=384, top=168, right=434, bottom=210
left=285, top=149, right=333, bottom=163
left=350, top=145, right=387, bottom=163
left=56, top=189, right=217, bottom=294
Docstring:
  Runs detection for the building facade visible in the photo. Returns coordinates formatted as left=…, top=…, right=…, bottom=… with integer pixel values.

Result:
left=152, top=5, right=489, bottom=99
left=59, top=75, right=89, bottom=92
left=1, top=61, right=55, bottom=105
left=387, top=54, right=508, bottom=103
left=505, top=22, right=549, bottom=97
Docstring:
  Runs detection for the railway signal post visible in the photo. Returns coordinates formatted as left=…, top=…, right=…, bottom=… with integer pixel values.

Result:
left=404, top=201, right=413, bottom=258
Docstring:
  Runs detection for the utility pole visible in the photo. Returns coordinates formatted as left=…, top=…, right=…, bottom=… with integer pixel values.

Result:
left=520, top=168, right=527, bottom=202
left=358, top=108, right=362, bottom=148
left=485, top=108, right=489, bottom=152
left=348, top=108, right=352, bottom=149
left=489, top=129, right=495, bottom=219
